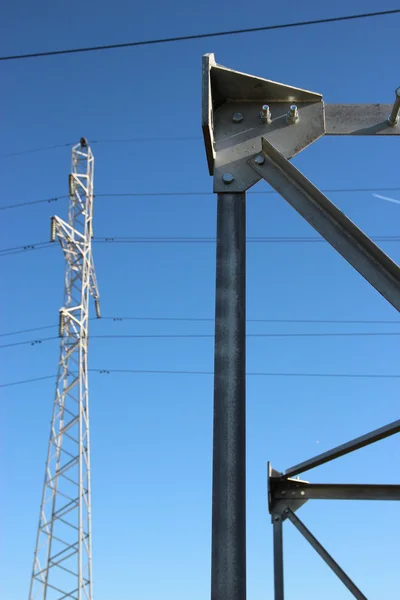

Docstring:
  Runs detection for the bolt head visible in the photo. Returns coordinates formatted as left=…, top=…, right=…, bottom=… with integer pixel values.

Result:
left=255, top=154, right=265, bottom=165
left=290, top=104, right=298, bottom=112
left=223, top=173, right=234, bottom=184
left=232, top=112, right=243, bottom=123
left=396, top=87, right=400, bottom=98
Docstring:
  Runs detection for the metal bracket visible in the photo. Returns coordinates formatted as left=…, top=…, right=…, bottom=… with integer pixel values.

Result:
left=202, top=53, right=324, bottom=192
left=202, top=54, right=400, bottom=193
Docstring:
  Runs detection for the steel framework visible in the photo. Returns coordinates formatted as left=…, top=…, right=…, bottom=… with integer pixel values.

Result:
left=202, top=54, right=400, bottom=600
left=29, top=139, right=100, bottom=600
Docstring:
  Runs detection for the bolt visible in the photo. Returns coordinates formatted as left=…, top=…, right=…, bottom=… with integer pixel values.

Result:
left=232, top=112, right=244, bottom=123
left=281, top=490, right=286, bottom=496
left=300, top=490, right=305, bottom=496
left=254, top=154, right=265, bottom=165
left=260, top=104, right=272, bottom=124
left=223, top=173, right=234, bottom=184
left=287, top=104, right=299, bottom=124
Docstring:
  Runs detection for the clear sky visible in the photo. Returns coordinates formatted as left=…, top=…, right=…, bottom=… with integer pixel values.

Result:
left=1, top=1, right=400, bottom=598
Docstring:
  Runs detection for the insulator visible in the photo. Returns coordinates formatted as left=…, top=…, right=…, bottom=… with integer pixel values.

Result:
left=95, top=299, right=101, bottom=319
left=68, top=174, right=75, bottom=197
left=59, top=310, right=65, bottom=337
left=50, top=217, right=56, bottom=242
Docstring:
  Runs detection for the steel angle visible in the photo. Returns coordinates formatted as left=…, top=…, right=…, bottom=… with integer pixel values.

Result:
left=325, top=103, right=400, bottom=135
left=249, top=138, right=400, bottom=312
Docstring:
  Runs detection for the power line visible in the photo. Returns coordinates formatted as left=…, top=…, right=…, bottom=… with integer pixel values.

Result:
left=2, top=187, right=400, bottom=212
left=2, top=315, right=400, bottom=338
left=2, top=234, right=400, bottom=257
left=2, top=331, right=400, bottom=350
left=0, top=137, right=201, bottom=160
left=0, top=9, right=398, bottom=62
left=2, top=368, right=400, bottom=388
left=0, top=196, right=66, bottom=211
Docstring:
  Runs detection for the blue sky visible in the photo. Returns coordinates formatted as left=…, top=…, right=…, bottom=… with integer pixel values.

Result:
left=1, top=1, right=400, bottom=598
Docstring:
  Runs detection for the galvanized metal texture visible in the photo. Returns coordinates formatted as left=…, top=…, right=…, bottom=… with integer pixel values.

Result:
left=286, top=509, right=368, bottom=600
left=202, top=52, right=323, bottom=183
left=325, top=104, right=400, bottom=135
left=271, top=482, right=400, bottom=502
left=284, top=418, right=400, bottom=478
left=211, top=192, right=246, bottom=600
left=249, top=138, right=400, bottom=312
left=213, top=101, right=324, bottom=192
left=29, top=142, right=100, bottom=600
left=272, top=517, right=284, bottom=600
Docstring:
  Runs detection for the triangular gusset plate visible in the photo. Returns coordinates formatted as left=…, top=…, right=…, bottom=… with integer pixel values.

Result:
left=202, top=53, right=324, bottom=187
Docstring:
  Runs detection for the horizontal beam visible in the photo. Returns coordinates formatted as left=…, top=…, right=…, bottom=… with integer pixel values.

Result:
left=271, top=482, right=400, bottom=502
left=286, top=509, right=367, bottom=600
left=249, top=139, right=400, bottom=312
left=325, top=104, right=400, bottom=135
left=284, top=419, right=400, bottom=478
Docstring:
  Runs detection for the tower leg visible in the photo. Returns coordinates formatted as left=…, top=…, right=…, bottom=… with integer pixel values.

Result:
left=211, top=192, right=246, bottom=600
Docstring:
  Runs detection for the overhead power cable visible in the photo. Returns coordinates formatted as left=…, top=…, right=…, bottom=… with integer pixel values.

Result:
left=2, top=368, right=400, bottom=388
left=0, top=137, right=200, bottom=159
left=0, top=10, right=398, bottom=62
left=2, top=315, right=400, bottom=338
left=2, top=187, right=400, bottom=212
left=2, top=331, right=400, bottom=350
left=2, top=234, right=400, bottom=257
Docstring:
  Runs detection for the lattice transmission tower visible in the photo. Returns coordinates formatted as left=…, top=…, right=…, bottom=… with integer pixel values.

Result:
left=29, top=138, right=100, bottom=600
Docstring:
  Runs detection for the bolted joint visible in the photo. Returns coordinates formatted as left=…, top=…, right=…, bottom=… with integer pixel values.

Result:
left=260, top=104, right=272, bottom=124
left=232, top=112, right=244, bottom=123
left=287, top=104, right=299, bottom=124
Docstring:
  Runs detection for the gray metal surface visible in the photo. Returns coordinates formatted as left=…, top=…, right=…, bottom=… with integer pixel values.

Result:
left=285, top=418, right=400, bottom=478
left=249, top=138, right=400, bottom=312
left=325, top=104, right=400, bottom=135
left=271, top=482, right=400, bottom=501
left=213, top=101, right=324, bottom=192
left=286, top=510, right=368, bottom=600
left=202, top=52, right=323, bottom=183
left=211, top=192, right=246, bottom=600
left=272, top=517, right=284, bottom=600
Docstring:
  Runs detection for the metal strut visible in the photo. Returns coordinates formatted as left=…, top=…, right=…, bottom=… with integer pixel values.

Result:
left=28, top=140, right=100, bottom=600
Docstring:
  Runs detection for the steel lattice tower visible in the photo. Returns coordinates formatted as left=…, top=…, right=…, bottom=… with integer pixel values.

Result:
left=29, top=139, right=100, bottom=600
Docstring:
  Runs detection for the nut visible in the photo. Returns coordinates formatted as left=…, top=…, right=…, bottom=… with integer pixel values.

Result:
left=287, top=104, right=299, bottom=124
left=254, top=155, right=265, bottom=165
left=260, top=104, right=272, bottom=124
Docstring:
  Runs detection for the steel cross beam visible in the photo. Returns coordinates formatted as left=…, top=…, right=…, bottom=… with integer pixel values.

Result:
left=201, top=53, right=400, bottom=600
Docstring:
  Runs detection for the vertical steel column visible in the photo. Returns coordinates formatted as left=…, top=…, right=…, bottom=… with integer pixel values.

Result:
left=211, top=192, right=246, bottom=600
left=273, top=516, right=284, bottom=600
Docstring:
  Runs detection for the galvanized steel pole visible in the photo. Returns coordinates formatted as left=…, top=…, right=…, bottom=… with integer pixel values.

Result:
left=211, top=192, right=246, bottom=600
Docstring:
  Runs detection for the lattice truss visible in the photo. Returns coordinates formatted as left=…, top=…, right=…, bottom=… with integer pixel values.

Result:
left=29, top=139, right=100, bottom=600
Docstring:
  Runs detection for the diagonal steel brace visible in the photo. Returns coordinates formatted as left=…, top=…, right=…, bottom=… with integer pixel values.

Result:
left=248, top=138, right=400, bottom=312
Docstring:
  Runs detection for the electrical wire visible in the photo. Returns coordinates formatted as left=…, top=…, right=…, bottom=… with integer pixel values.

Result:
left=1, top=368, right=400, bottom=388
left=2, top=187, right=400, bottom=212
left=1, top=9, right=398, bottom=62
left=2, top=315, right=400, bottom=338
left=2, top=331, right=400, bottom=350
left=1, top=234, right=400, bottom=257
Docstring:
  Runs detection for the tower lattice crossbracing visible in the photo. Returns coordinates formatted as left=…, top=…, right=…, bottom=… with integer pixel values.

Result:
left=29, top=139, right=100, bottom=600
